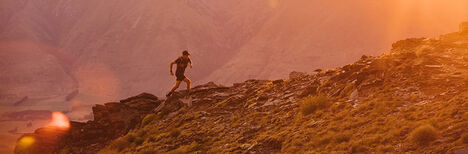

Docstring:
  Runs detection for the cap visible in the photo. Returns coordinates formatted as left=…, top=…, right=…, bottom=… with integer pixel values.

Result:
left=182, top=50, right=190, bottom=55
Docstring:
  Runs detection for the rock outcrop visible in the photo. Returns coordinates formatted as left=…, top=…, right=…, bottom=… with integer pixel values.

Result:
left=15, top=93, right=162, bottom=153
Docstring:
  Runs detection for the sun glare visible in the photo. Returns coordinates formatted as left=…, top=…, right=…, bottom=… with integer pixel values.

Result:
left=18, top=136, right=35, bottom=147
left=49, top=112, right=70, bottom=128
left=386, top=0, right=468, bottom=42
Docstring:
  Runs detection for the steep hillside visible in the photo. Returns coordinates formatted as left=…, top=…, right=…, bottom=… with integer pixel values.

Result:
left=15, top=27, right=468, bottom=153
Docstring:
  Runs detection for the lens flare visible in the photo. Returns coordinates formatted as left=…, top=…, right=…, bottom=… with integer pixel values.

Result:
left=18, top=136, right=35, bottom=147
left=49, top=112, right=70, bottom=128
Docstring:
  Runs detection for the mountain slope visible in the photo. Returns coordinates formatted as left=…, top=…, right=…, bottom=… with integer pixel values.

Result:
left=15, top=26, right=468, bottom=153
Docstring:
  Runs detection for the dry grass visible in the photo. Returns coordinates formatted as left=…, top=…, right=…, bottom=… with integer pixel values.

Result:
left=409, top=125, right=438, bottom=146
left=170, top=128, right=181, bottom=138
left=300, top=95, right=331, bottom=115
left=141, top=114, right=158, bottom=126
left=166, top=141, right=201, bottom=154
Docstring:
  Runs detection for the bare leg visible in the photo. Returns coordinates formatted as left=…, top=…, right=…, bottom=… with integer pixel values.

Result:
left=170, top=81, right=182, bottom=93
left=184, top=78, right=191, bottom=94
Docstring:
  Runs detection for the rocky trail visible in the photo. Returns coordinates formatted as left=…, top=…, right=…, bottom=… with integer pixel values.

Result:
left=14, top=24, right=468, bottom=153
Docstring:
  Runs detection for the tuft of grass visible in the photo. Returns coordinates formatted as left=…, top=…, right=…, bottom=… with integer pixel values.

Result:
left=409, top=125, right=438, bottom=145
left=311, top=135, right=332, bottom=146
left=334, top=132, right=352, bottom=143
left=102, top=132, right=146, bottom=152
left=350, top=143, right=368, bottom=153
left=166, top=141, right=201, bottom=154
left=170, top=128, right=181, bottom=138
left=107, top=137, right=131, bottom=152
left=300, top=95, right=331, bottom=115
left=142, top=114, right=158, bottom=126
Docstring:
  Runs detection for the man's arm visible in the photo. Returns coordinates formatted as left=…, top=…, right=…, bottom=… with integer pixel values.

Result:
left=170, top=61, right=176, bottom=75
left=189, top=58, right=193, bottom=68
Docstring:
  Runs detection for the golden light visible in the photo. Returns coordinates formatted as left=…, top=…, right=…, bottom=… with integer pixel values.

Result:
left=269, top=0, right=279, bottom=9
left=49, top=112, right=70, bottom=128
left=385, top=0, right=468, bottom=42
left=18, top=136, right=35, bottom=147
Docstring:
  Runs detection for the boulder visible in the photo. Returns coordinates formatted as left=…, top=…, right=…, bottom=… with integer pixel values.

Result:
left=289, top=71, right=307, bottom=79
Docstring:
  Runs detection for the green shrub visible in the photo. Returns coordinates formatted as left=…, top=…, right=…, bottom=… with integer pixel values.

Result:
left=300, top=95, right=331, bottom=115
left=409, top=125, right=438, bottom=145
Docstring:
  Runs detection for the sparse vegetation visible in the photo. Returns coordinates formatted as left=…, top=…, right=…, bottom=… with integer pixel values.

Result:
left=142, top=114, right=158, bottom=126
left=166, top=141, right=201, bottom=154
left=107, top=137, right=131, bottom=152
left=334, top=132, right=352, bottom=143
left=300, top=95, right=331, bottom=115
left=409, top=125, right=438, bottom=145
left=377, top=144, right=393, bottom=152
left=350, top=143, right=368, bottom=153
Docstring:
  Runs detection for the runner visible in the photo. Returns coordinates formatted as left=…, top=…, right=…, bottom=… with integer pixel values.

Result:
left=167, top=50, right=192, bottom=97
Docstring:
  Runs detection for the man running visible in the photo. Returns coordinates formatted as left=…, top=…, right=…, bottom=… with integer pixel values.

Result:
left=167, top=50, right=192, bottom=97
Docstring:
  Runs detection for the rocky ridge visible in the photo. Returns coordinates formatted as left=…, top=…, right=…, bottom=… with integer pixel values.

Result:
left=15, top=28, right=468, bottom=153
